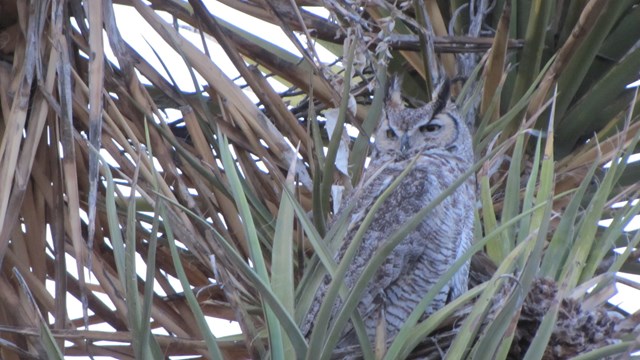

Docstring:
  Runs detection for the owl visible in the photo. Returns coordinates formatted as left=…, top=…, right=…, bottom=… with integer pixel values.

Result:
left=301, top=77, right=476, bottom=351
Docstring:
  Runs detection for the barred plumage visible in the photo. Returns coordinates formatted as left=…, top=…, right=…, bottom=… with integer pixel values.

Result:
left=302, top=78, right=476, bottom=351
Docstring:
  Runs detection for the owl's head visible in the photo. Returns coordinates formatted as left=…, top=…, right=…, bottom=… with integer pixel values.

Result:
left=372, top=77, right=473, bottom=162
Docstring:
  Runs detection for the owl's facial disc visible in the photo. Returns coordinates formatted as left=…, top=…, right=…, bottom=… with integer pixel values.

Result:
left=373, top=100, right=465, bottom=162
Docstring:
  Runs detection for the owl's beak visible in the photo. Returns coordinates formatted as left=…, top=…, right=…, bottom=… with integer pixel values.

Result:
left=400, top=134, right=410, bottom=154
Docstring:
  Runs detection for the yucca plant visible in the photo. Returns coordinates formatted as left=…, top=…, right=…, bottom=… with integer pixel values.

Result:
left=0, top=0, right=639, bottom=359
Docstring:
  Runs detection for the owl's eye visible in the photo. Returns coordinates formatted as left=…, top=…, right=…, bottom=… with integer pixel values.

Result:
left=419, top=124, right=441, bottom=133
left=386, top=129, right=397, bottom=139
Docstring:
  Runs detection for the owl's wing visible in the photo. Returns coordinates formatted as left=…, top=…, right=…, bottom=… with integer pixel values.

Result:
left=338, top=164, right=472, bottom=345
left=300, top=166, right=400, bottom=338
left=303, top=159, right=473, bottom=345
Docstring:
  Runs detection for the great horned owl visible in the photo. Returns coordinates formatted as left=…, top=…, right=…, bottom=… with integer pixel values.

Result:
left=301, top=78, right=476, bottom=350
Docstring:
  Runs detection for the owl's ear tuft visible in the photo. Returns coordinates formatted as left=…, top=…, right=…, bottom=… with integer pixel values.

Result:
left=386, top=76, right=404, bottom=110
left=433, top=77, right=451, bottom=114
